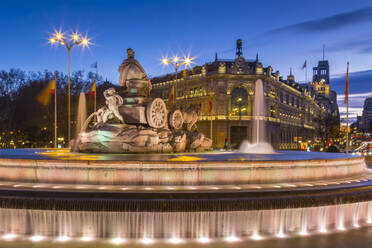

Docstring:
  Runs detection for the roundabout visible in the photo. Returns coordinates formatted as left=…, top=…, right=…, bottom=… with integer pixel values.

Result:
left=0, top=47, right=368, bottom=247
left=0, top=149, right=371, bottom=246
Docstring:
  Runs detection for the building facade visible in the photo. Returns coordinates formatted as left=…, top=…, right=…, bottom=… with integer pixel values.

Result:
left=307, top=60, right=340, bottom=121
left=362, top=97, right=372, bottom=133
left=151, top=41, right=327, bottom=149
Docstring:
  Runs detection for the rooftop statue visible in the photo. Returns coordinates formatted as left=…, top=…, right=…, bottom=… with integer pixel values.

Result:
left=74, top=48, right=212, bottom=153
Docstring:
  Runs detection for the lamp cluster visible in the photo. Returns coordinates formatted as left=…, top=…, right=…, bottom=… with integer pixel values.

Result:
left=161, top=56, right=193, bottom=68
left=161, top=55, right=194, bottom=80
left=48, top=29, right=92, bottom=144
left=49, top=31, right=90, bottom=48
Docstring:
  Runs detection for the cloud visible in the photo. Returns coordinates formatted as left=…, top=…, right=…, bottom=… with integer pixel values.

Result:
left=359, top=46, right=372, bottom=54
left=330, top=70, right=372, bottom=96
left=337, top=92, right=372, bottom=101
left=332, top=69, right=372, bottom=79
left=338, top=92, right=372, bottom=123
left=265, top=7, right=372, bottom=36
left=316, top=37, right=372, bottom=55
left=327, top=38, right=372, bottom=52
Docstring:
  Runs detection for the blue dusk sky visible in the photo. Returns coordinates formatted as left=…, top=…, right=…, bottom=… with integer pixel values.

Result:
left=1, top=0, right=372, bottom=120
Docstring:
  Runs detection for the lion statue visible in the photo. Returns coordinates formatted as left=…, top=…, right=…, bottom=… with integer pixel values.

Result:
left=183, top=105, right=201, bottom=131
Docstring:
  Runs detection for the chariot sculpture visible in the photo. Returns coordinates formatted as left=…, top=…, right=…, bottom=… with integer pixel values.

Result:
left=74, top=48, right=212, bottom=153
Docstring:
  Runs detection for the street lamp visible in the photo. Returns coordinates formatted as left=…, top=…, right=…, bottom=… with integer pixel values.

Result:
left=49, top=30, right=91, bottom=145
left=161, top=55, right=194, bottom=105
left=236, top=97, right=243, bottom=120
left=161, top=56, right=193, bottom=80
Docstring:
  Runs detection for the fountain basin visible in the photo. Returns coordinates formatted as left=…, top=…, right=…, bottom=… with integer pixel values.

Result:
left=0, top=149, right=367, bottom=186
left=0, top=201, right=371, bottom=243
left=0, top=148, right=371, bottom=244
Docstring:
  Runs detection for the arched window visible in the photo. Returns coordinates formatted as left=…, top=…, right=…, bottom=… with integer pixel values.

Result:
left=231, top=87, right=248, bottom=116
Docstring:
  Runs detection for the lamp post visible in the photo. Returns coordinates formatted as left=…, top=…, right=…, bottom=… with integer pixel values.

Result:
left=161, top=56, right=192, bottom=80
left=236, top=97, right=244, bottom=120
left=49, top=31, right=91, bottom=145
left=161, top=56, right=193, bottom=105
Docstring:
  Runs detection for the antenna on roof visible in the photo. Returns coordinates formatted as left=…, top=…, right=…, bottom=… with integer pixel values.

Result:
left=323, top=44, right=325, bottom=60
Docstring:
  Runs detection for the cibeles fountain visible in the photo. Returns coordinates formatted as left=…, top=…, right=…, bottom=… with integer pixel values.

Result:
left=73, top=48, right=212, bottom=153
left=0, top=49, right=372, bottom=247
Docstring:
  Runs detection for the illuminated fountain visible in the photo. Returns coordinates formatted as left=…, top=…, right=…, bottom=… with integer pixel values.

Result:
left=1, top=202, right=372, bottom=243
left=239, top=79, right=274, bottom=154
left=76, top=92, right=87, bottom=136
left=73, top=48, right=211, bottom=153
left=0, top=48, right=371, bottom=246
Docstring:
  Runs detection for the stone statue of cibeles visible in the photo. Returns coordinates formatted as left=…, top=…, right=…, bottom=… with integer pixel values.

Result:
left=118, top=48, right=152, bottom=97
left=74, top=48, right=212, bottom=153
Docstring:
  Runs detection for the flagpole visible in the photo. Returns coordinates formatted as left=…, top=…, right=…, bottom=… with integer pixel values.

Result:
left=94, top=77, right=97, bottom=114
left=209, top=87, right=213, bottom=142
left=346, top=62, right=350, bottom=153
left=210, top=115, right=213, bottom=141
left=95, top=63, right=98, bottom=114
left=54, top=72, right=57, bottom=148
left=346, top=94, right=349, bottom=153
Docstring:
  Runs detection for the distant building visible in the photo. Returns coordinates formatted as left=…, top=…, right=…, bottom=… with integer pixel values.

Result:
left=151, top=40, right=328, bottom=149
left=362, top=97, right=372, bottom=132
left=308, top=60, right=340, bottom=121
left=351, top=115, right=363, bottom=131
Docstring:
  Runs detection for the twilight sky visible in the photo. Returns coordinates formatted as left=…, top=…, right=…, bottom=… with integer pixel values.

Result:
left=1, top=0, right=372, bottom=114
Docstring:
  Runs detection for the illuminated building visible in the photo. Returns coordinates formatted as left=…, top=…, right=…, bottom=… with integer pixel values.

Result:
left=307, top=59, right=339, bottom=121
left=151, top=40, right=325, bottom=149
left=362, top=97, right=372, bottom=132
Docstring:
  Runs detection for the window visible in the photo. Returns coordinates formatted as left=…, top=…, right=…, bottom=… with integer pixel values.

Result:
left=270, top=105, right=276, bottom=118
left=280, top=92, right=283, bottom=103
left=286, top=95, right=289, bottom=104
left=231, top=87, right=248, bottom=116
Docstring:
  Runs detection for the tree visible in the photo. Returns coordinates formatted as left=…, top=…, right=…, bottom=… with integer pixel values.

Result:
left=0, top=68, right=109, bottom=148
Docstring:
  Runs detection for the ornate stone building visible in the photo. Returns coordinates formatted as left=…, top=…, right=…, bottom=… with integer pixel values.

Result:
left=362, top=97, right=372, bottom=133
left=307, top=59, right=340, bottom=121
left=151, top=41, right=324, bottom=149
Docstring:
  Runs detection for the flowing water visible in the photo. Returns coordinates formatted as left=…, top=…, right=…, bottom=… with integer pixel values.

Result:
left=239, top=79, right=274, bottom=154
left=76, top=92, right=87, bottom=137
left=1, top=201, right=372, bottom=242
